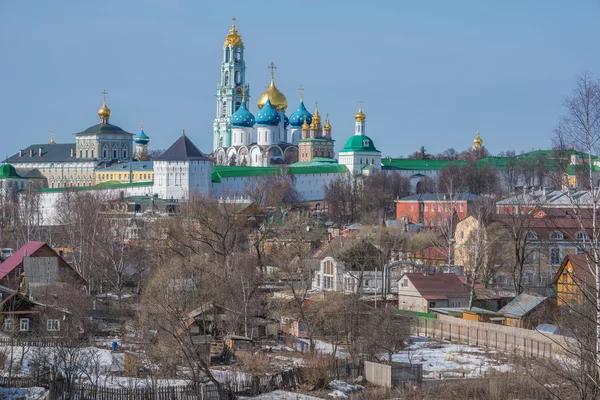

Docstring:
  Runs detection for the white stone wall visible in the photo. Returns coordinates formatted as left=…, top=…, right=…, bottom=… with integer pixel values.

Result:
left=153, top=160, right=211, bottom=200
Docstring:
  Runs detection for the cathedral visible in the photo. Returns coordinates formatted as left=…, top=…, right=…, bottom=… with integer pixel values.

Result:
left=212, top=20, right=337, bottom=167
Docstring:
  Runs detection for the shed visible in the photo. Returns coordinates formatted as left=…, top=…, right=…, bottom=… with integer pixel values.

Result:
left=497, top=294, right=549, bottom=328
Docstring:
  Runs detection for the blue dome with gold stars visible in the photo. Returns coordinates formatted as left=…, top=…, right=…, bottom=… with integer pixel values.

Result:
left=284, top=114, right=289, bottom=129
left=289, top=100, right=312, bottom=127
left=134, top=129, right=149, bottom=145
left=255, top=99, right=281, bottom=126
left=231, top=100, right=255, bottom=128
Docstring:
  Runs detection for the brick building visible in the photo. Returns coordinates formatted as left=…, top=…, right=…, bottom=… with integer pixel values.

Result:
left=395, top=193, right=481, bottom=227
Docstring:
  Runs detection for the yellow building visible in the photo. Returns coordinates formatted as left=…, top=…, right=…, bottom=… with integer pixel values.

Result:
left=95, top=161, right=154, bottom=184
left=553, top=254, right=595, bottom=307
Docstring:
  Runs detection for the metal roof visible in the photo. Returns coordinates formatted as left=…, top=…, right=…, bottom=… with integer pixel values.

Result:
left=497, top=294, right=548, bottom=318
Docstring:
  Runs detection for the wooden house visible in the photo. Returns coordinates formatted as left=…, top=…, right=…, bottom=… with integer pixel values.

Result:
left=553, top=254, right=595, bottom=307
left=398, top=273, right=470, bottom=313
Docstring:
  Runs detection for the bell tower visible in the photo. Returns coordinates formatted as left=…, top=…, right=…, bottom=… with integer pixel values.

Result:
left=213, top=18, right=249, bottom=152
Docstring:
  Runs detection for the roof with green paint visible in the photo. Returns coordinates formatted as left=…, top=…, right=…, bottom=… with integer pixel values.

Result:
left=38, top=180, right=153, bottom=193
left=0, top=164, right=24, bottom=179
left=382, top=159, right=464, bottom=171
left=298, top=137, right=335, bottom=143
left=340, top=135, right=379, bottom=153
left=211, top=164, right=348, bottom=183
left=290, top=157, right=339, bottom=167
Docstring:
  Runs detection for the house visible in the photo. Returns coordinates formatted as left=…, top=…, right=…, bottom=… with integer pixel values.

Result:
left=553, top=254, right=595, bottom=307
left=0, top=242, right=85, bottom=291
left=397, top=273, right=469, bottom=313
left=395, top=192, right=481, bottom=228
left=496, top=293, right=549, bottom=328
left=311, top=237, right=390, bottom=294
left=0, top=285, right=70, bottom=336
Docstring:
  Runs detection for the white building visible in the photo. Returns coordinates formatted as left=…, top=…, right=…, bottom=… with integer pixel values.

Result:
left=338, top=109, right=382, bottom=176
left=153, top=135, right=212, bottom=200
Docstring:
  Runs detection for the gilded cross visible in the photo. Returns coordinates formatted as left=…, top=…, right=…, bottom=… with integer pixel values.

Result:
left=232, top=17, right=236, bottom=26
left=298, top=85, right=304, bottom=101
left=358, top=100, right=363, bottom=109
left=140, top=120, right=144, bottom=129
left=102, top=89, right=108, bottom=102
left=268, top=62, right=276, bottom=78
left=50, top=129, right=55, bottom=143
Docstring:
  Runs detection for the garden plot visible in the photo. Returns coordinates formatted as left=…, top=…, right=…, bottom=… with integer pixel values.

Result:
left=390, top=337, right=514, bottom=378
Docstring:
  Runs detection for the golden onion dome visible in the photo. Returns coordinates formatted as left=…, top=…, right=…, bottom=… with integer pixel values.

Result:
left=312, top=104, right=321, bottom=124
left=224, top=22, right=243, bottom=47
left=355, top=108, right=366, bottom=122
left=257, top=76, right=287, bottom=112
left=309, top=119, right=316, bottom=130
left=302, top=119, right=309, bottom=130
left=473, top=131, right=483, bottom=148
left=324, top=113, right=331, bottom=130
left=98, top=101, right=111, bottom=120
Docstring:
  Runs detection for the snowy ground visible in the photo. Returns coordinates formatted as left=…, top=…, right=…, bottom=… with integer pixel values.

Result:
left=296, top=339, right=348, bottom=359
left=389, top=337, right=513, bottom=378
left=0, top=387, right=48, bottom=399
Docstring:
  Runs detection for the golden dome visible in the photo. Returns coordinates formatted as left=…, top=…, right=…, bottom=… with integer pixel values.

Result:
left=302, top=119, right=309, bottom=130
left=313, top=104, right=321, bottom=124
left=473, top=131, right=483, bottom=148
left=257, top=76, right=288, bottom=112
left=355, top=108, right=366, bottom=122
left=324, top=113, right=331, bottom=130
left=309, top=119, right=316, bottom=130
left=224, top=21, right=243, bottom=47
left=98, top=101, right=111, bottom=120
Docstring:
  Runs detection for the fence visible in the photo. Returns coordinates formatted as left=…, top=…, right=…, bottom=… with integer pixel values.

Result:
left=414, top=315, right=555, bottom=358
left=364, top=361, right=423, bottom=388
left=0, top=337, right=68, bottom=348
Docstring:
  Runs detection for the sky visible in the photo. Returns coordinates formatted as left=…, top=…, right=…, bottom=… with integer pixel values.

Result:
left=2, top=0, right=600, bottom=159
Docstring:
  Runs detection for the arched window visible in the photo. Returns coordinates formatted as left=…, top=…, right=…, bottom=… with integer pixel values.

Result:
left=576, top=231, right=587, bottom=241
left=525, top=231, right=538, bottom=241
left=224, top=71, right=229, bottom=85
left=357, top=125, right=361, bottom=133
left=102, top=144, right=108, bottom=159
left=112, top=144, right=118, bottom=159
left=314, top=151, right=318, bottom=157
left=221, top=101, right=227, bottom=117
left=225, top=48, right=230, bottom=62
left=235, top=71, right=241, bottom=84
left=235, top=101, right=241, bottom=111
left=550, top=231, right=563, bottom=241
left=320, top=150, right=324, bottom=156
left=122, top=146, right=128, bottom=159
left=359, top=158, right=363, bottom=164
left=235, top=47, right=241, bottom=61
left=327, top=150, right=331, bottom=157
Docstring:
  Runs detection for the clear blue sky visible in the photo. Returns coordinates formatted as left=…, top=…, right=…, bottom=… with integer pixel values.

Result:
left=2, top=0, right=600, bottom=158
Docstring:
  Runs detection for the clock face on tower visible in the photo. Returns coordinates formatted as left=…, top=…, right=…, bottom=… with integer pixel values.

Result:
left=236, top=88, right=242, bottom=95
left=222, top=89, right=227, bottom=95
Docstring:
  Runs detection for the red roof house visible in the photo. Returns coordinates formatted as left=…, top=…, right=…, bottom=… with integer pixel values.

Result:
left=398, top=273, right=469, bottom=313
left=0, top=242, right=84, bottom=290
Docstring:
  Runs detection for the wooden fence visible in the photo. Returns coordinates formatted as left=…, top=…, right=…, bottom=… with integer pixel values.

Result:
left=414, top=316, right=555, bottom=358
left=364, top=361, right=423, bottom=388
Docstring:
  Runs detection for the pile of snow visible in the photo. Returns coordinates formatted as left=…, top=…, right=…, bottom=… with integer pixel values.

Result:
left=297, top=339, right=348, bottom=359
left=388, top=337, right=513, bottom=378
left=0, top=387, right=48, bottom=400
left=327, top=380, right=364, bottom=398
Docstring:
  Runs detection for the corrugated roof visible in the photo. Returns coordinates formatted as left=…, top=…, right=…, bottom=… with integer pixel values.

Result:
left=211, top=164, right=348, bottom=183
left=38, top=181, right=153, bottom=193
left=7, top=144, right=77, bottom=164
left=0, top=242, right=46, bottom=280
left=73, top=123, right=134, bottom=137
left=97, top=161, right=153, bottom=172
left=497, top=294, right=547, bottom=318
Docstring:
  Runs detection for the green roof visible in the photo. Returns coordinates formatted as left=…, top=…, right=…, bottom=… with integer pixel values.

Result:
left=38, top=180, right=153, bottom=193
left=290, top=157, right=339, bottom=167
left=382, top=159, right=464, bottom=171
left=0, top=164, right=23, bottom=179
left=340, top=135, right=379, bottom=153
left=211, top=164, right=348, bottom=183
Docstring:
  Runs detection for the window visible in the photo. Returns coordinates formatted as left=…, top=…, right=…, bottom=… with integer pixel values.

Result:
left=424, top=204, right=428, bottom=212
left=445, top=204, right=449, bottom=212
left=400, top=278, right=408, bottom=288
left=225, top=48, right=230, bottom=62
left=4, top=319, right=13, bottom=331
left=235, top=101, right=241, bottom=111
left=438, top=204, right=441, bottom=212
left=550, top=248, right=561, bottom=265
left=410, top=204, right=414, bottom=212
left=47, top=319, right=60, bottom=332
left=221, top=101, right=227, bottom=117
left=224, top=71, right=229, bottom=85
left=364, top=279, right=370, bottom=287
left=235, top=47, right=241, bottom=61
left=525, top=231, right=537, bottom=241
left=363, top=139, right=369, bottom=147
left=428, top=302, right=436, bottom=309
left=576, top=231, right=587, bottom=241
left=235, top=70, right=241, bottom=84
left=323, top=276, right=332, bottom=289
left=459, top=203, right=464, bottom=212
left=550, top=231, right=563, bottom=241
left=452, top=302, right=461, bottom=307
left=20, top=318, right=29, bottom=332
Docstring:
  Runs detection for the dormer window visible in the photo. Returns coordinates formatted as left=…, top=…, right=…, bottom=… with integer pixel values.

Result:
left=363, top=139, right=369, bottom=147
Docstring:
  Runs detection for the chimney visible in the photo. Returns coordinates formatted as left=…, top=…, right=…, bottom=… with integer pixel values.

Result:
left=38, top=147, right=43, bottom=157
left=29, top=149, right=34, bottom=157
left=70, top=148, right=75, bottom=157
left=19, top=150, right=23, bottom=157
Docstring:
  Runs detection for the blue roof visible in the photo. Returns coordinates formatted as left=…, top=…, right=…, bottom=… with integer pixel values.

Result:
left=255, top=99, right=281, bottom=126
left=134, top=129, right=150, bottom=145
left=289, top=100, right=312, bottom=127
left=284, top=114, right=289, bottom=129
left=231, top=100, right=255, bottom=128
